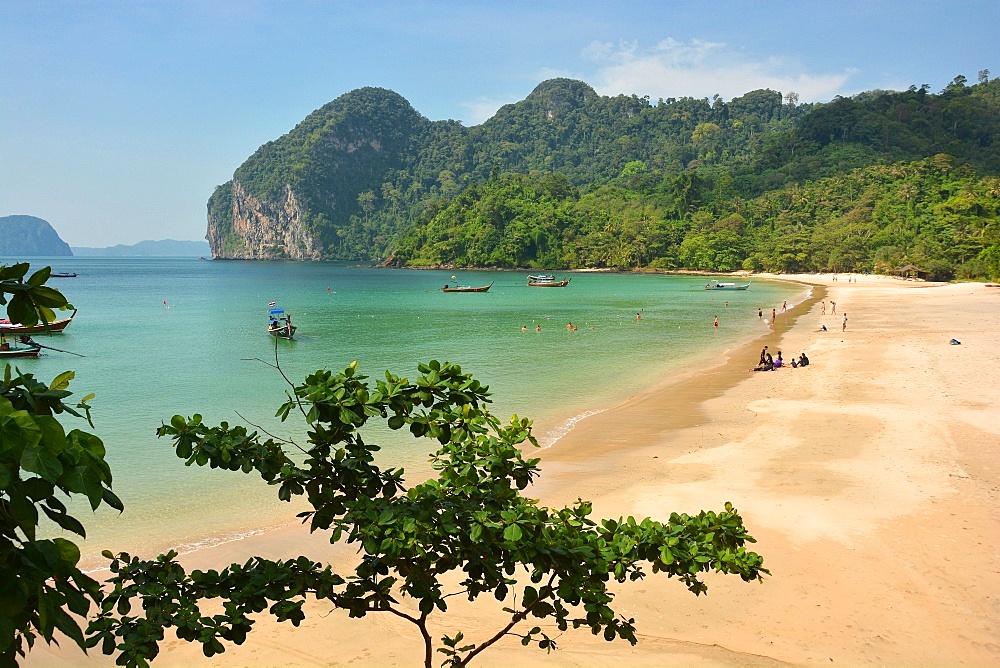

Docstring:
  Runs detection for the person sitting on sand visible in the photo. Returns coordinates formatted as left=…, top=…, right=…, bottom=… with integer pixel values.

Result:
left=773, top=351, right=783, bottom=369
left=791, top=352, right=810, bottom=368
left=752, top=352, right=774, bottom=372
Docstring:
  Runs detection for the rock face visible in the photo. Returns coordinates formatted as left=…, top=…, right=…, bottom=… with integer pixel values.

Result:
left=205, top=86, right=433, bottom=260
left=208, top=181, right=322, bottom=260
left=0, top=215, right=73, bottom=256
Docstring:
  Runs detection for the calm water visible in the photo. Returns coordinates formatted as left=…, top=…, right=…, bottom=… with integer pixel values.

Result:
left=3, top=258, right=806, bottom=567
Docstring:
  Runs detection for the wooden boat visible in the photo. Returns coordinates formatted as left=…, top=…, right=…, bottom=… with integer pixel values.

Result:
left=528, top=274, right=556, bottom=282
left=50, top=272, right=77, bottom=278
left=704, top=280, right=751, bottom=291
left=0, top=338, right=41, bottom=359
left=527, top=277, right=570, bottom=287
left=0, top=310, right=77, bottom=334
left=267, top=308, right=296, bottom=339
left=442, top=281, right=494, bottom=293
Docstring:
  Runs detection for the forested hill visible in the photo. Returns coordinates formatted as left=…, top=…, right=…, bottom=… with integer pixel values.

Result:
left=0, top=215, right=73, bottom=256
left=207, top=75, right=1000, bottom=279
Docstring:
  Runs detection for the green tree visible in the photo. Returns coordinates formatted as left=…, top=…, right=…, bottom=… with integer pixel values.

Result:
left=89, top=360, right=767, bottom=667
left=1, top=263, right=124, bottom=665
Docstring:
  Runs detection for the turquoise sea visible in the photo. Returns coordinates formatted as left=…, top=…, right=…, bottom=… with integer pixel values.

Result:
left=3, top=258, right=807, bottom=568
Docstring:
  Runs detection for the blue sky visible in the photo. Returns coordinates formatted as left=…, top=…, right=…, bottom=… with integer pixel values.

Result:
left=1, top=1, right=994, bottom=247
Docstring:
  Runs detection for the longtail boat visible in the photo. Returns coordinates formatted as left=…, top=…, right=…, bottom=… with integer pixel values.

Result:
left=0, top=337, right=41, bottom=359
left=704, top=280, right=751, bottom=291
left=527, top=277, right=570, bottom=287
left=442, top=281, right=494, bottom=293
left=0, top=310, right=77, bottom=334
left=267, top=307, right=296, bottom=339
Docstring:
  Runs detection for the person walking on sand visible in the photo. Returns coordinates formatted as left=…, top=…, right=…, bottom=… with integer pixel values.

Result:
left=842, top=313, right=848, bottom=331
left=831, top=301, right=837, bottom=314
left=782, top=300, right=787, bottom=313
left=821, top=301, right=826, bottom=315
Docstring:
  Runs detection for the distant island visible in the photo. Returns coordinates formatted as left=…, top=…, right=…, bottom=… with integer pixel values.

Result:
left=0, top=215, right=73, bottom=256
left=72, top=239, right=211, bottom=257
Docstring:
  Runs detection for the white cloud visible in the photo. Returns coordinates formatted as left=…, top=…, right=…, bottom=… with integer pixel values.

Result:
left=584, top=39, right=854, bottom=104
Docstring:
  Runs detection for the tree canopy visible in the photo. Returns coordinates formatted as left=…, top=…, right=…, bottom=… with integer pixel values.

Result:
left=208, top=76, right=1000, bottom=279
left=1, top=263, right=123, bottom=665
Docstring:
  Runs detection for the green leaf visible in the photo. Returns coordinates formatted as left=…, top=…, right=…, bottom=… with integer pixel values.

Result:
left=48, top=370, right=75, bottom=392
left=20, top=441, right=64, bottom=481
left=503, top=524, right=523, bottom=542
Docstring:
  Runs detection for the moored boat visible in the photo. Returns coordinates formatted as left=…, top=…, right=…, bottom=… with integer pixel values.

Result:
left=50, top=272, right=77, bottom=278
left=0, top=336, right=41, bottom=359
left=528, top=274, right=556, bottom=282
left=442, top=281, right=494, bottom=293
left=0, top=310, right=77, bottom=334
left=527, top=277, right=570, bottom=287
left=267, top=307, right=296, bottom=339
left=704, top=280, right=751, bottom=290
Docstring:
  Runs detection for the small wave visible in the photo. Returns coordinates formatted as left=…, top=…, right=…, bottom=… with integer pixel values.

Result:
left=81, top=520, right=298, bottom=574
left=538, top=408, right=607, bottom=450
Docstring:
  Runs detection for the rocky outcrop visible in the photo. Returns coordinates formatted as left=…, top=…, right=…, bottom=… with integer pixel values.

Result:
left=209, top=180, right=322, bottom=260
left=0, top=215, right=72, bottom=256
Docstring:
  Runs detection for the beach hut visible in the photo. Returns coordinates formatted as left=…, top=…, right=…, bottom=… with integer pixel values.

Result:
left=895, top=263, right=924, bottom=280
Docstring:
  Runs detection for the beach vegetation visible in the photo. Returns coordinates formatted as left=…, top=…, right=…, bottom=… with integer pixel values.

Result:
left=0, top=263, right=123, bottom=665
left=87, top=359, right=767, bottom=667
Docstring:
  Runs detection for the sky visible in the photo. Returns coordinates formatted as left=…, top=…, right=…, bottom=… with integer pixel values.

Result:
left=1, top=1, right=995, bottom=248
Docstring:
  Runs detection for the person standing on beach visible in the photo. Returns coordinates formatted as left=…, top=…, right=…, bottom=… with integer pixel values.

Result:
left=831, top=301, right=837, bottom=314
left=821, top=301, right=826, bottom=315
left=771, top=308, right=776, bottom=327
left=782, top=300, right=787, bottom=313
left=842, top=313, right=848, bottom=331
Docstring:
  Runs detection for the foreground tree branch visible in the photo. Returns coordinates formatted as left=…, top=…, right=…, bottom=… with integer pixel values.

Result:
left=87, top=359, right=768, bottom=667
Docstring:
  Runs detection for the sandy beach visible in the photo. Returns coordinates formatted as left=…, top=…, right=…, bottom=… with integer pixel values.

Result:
left=30, top=274, right=1000, bottom=667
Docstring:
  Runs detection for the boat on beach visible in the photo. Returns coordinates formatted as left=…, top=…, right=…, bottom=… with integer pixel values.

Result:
left=705, top=280, right=751, bottom=291
left=442, top=281, right=494, bottom=293
left=0, top=310, right=77, bottom=334
left=267, top=307, right=296, bottom=339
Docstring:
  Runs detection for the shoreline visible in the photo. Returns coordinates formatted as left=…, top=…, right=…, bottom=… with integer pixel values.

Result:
left=28, top=273, right=1000, bottom=666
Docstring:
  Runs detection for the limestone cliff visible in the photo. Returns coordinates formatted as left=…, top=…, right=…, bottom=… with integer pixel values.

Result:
left=208, top=180, right=321, bottom=260
left=205, top=86, right=435, bottom=261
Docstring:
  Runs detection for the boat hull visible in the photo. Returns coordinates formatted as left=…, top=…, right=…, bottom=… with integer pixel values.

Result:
left=267, top=324, right=297, bottom=339
left=0, top=346, right=41, bottom=359
left=704, top=281, right=751, bottom=290
left=443, top=281, right=494, bottom=293
left=0, top=311, right=76, bottom=334
left=528, top=279, right=570, bottom=287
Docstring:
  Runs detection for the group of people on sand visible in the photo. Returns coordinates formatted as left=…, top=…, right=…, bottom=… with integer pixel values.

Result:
left=752, top=345, right=809, bottom=372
